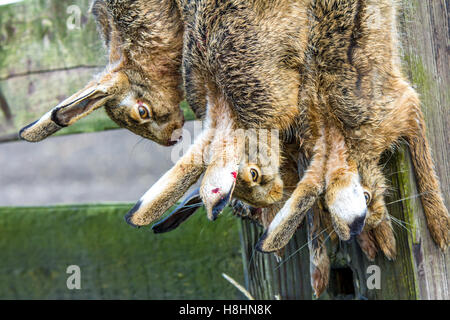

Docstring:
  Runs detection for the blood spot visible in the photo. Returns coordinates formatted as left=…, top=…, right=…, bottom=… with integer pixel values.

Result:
left=212, top=188, right=220, bottom=194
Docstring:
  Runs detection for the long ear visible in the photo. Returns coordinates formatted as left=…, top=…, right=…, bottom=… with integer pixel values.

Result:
left=125, top=129, right=214, bottom=227
left=19, top=72, right=128, bottom=142
left=257, top=132, right=327, bottom=253
left=151, top=188, right=202, bottom=234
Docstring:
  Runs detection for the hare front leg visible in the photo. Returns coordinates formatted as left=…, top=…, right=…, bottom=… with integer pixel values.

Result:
left=125, top=129, right=213, bottom=227
left=256, top=131, right=327, bottom=253
left=356, top=222, right=397, bottom=261
left=356, top=230, right=379, bottom=261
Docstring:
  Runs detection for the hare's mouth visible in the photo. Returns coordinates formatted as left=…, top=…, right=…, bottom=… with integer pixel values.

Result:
left=167, top=135, right=183, bottom=146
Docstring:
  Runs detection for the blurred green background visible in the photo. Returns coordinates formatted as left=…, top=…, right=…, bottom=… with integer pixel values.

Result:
left=0, top=204, right=245, bottom=299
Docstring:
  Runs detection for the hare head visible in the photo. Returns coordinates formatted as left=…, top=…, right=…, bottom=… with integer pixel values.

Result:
left=233, top=160, right=284, bottom=208
left=324, top=162, right=370, bottom=240
left=102, top=67, right=185, bottom=146
left=19, top=0, right=184, bottom=146
left=199, top=125, right=293, bottom=220
left=234, top=141, right=300, bottom=208
left=323, top=138, right=389, bottom=241
left=321, top=127, right=390, bottom=241
left=358, top=160, right=389, bottom=231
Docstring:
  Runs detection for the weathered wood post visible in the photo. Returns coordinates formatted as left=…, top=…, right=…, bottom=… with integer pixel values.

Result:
left=239, top=0, right=449, bottom=300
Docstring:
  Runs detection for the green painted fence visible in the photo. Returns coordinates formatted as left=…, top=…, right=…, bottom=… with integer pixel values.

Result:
left=0, top=204, right=244, bottom=299
left=0, top=0, right=221, bottom=300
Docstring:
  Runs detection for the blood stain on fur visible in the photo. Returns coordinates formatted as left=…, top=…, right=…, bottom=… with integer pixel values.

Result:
left=212, top=188, right=220, bottom=194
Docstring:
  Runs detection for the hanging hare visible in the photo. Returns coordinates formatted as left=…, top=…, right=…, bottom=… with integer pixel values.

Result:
left=19, top=0, right=185, bottom=146
left=125, top=0, right=449, bottom=253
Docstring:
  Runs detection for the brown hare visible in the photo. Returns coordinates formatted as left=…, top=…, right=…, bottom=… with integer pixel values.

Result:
left=256, top=0, right=449, bottom=252
left=19, top=0, right=185, bottom=146
left=125, top=0, right=448, bottom=254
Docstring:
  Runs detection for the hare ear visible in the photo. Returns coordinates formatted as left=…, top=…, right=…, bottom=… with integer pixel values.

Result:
left=151, top=188, right=202, bottom=234
left=19, top=72, right=128, bottom=142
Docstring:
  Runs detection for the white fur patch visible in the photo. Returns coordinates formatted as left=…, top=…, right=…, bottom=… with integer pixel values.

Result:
left=266, top=196, right=295, bottom=234
left=119, top=93, right=135, bottom=107
left=329, top=174, right=367, bottom=223
left=139, top=170, right=172, bottom=205
left=36, top=109, right=53, bottom=125
left=201, top=163, right=237, bottom=205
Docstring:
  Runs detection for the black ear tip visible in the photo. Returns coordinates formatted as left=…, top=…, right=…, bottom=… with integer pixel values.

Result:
left=18, top=129, right=25, bottom=140
left=18, top=120, right=39, bottom=140
left=255, top=241, right=271, bottom=254
left=151, top=224, right=162, bottom=233
left=211, top=191, right=233, bottom=220
left=211, top=201, right=225, bottom=220
left=255, top=230, right=278, bottom=254
left=124, top=200, right=143, bottom=228
left=18, top=131, right=25, bottom=141
left=211, top=205, right=224, bottom=220
left=255, top=231, right=268, bottom=253
left=151, top=219, right=170, bottom=233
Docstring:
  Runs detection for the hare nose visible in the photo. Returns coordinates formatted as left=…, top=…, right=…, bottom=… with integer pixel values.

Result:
left=210, top=190, right=233, bottom=221
left=349, top=212, right=367, bottom=236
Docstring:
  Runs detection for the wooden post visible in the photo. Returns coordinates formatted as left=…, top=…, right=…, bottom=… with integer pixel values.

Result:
left=240, top=0, right=449, bottom=300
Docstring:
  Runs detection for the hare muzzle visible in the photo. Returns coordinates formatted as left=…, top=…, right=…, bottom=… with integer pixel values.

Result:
left=200, top=165, right=238, bottom=221
left=326, top=173, right=368, bottom=240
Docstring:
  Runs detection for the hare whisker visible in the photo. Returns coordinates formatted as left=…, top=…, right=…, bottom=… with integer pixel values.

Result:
left=389, top=215, right=413, bottom=236
left=274, top=227, right=330, bottom=271
left=386, top=191, right=435, bottom=206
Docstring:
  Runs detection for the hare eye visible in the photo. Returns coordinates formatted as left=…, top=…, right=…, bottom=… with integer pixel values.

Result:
left=364, top=191, right=372, bottom=204
left=138, top=106, right=150, bottom=119
left=250, top=168, right=259, bottom=182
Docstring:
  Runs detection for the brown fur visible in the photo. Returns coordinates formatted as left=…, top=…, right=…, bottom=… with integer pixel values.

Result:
left=156, top=136, right=395, bottom=294
left=373, top=218, right=397, bottom=260
left=126, top=0, right=448, bottom=252
left=237, top=0, right=449, bottom=251
left=20, top=0, right=185, bottom=146
left=356, top=230, right=379, bottom=262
